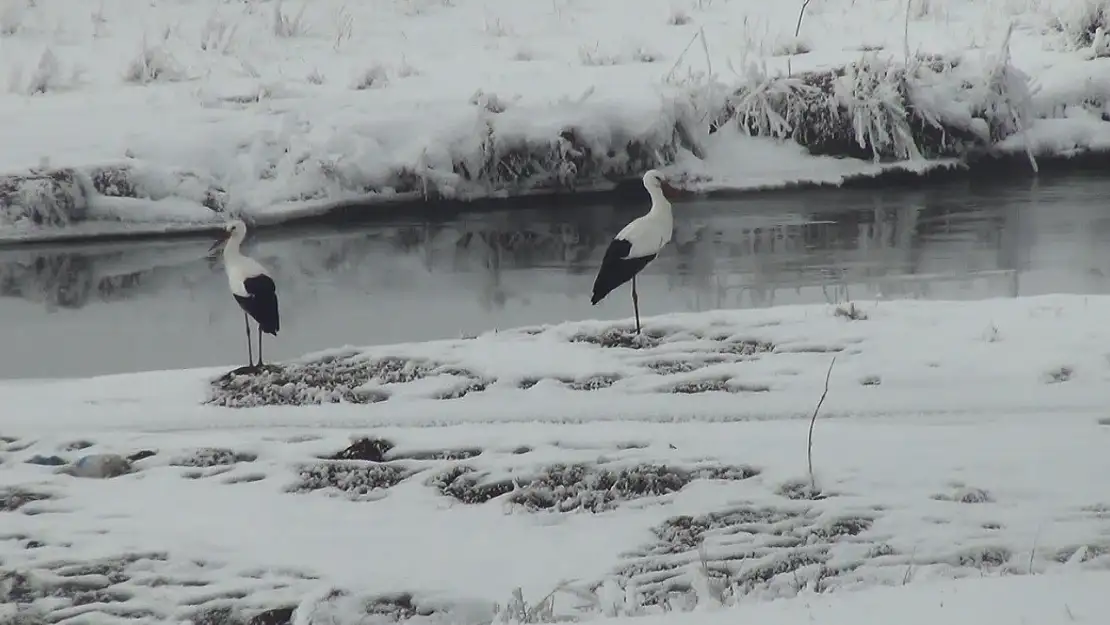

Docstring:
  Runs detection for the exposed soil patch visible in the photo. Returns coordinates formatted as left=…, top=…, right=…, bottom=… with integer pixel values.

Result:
left=427, top=465, right=516, bottom=504
left=26, top=454, right=66, bottom=466
left=714, top=339, right=775, bottom=356
left=188, top=606, right=248, bottom=625
left=399, top=447, right=483, bottom=461
left=667, top=376, right=769, bottom=394
left=207, top=355, right=487, bottom=408
left=834, top=303, right=869, bottom=320
left=223, top=473, right=267, bottom=485
left=670, top=377, right=732, bottom=394
left=365, top=592, right=440, bottom=621
left=1043, top=365, right=1074, bottom=384
left=248, top=606, right=296, bottom=625
left=570, top=327, right=663, bottom=349
left=1, top=488, right=53, bottom=512
left=329, top=437, right=394, bottom=462
left=0, top=552, right=327, bottom=625
left=643, top=359, right=712, bottom=375
left=1051, top=543, right=1110, bottom=564
left=326, top=437, right=482, bottom=462
left=695, top=465, right=761, bottom=481
left=616, top=505, right=874, bottom=604
left=933, top=486, right=994, bottom=504
left=509, top=463, right=689, bottom=512
left=170, top=448, right=258, bottom=468
left=289, top=461, right=414, bottom=500
left=776, top=344, right=847, bottom=354
left=567, top=374, right=622, bottom=391
left=953, top=545, right=1013, bottom=568
left=777, top=479, right=831, bottom=501
left=432, top=462, right=760, bottom=512
left=290, top=459, right=417, bottom=499
left=61, top=440, right=94, bottom=451
left=435, top=377, right=491, bottom=399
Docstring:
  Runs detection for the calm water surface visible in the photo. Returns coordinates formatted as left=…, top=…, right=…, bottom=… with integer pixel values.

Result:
left=3, top=172, right=1110, bottom=379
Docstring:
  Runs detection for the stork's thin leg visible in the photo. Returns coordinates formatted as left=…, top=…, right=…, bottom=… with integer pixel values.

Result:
left=632, top=275, right=642, bottom=335
left=257, top=325, right=264, bottom=368
left=244, top=313, right=254, bottom=367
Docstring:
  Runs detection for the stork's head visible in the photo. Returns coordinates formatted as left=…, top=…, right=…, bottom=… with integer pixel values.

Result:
left=208, top=219, right=249, bottom=256
left=642, top=169, right=678, bottom=200
left=225, top=219, right=248, bottom=237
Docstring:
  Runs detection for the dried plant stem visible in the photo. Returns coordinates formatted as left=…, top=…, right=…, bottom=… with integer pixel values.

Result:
left=788, top=0, right=812, bottom=77
left=794, top=0, right=812, bottom=38
left=807, top=356, right=837, bottom=492
left=903, top=0, right=912, bottom=65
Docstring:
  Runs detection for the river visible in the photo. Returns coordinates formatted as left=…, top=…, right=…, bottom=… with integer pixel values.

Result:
left=2, top=171, right=1109, bottom=379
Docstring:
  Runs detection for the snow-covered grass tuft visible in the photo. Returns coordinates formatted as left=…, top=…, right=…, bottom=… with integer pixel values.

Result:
left=350, top=63, right=389, bottom=90
left=0, top=0, right=28, bottom=36
left=22, top=48, right=67, bottom=95
left=198, top=11, right=238, bottom=54
left=668, top=8, right=691, bottom=26
left=123, top=36, right=186, bottom=84
left=272, top=0, right=309, bottom=38
left=715, top=49, right=1037, bottom=161
left=1049, top=0, right=1108, bottom=49
left=432, top=462, right=761, bottom=512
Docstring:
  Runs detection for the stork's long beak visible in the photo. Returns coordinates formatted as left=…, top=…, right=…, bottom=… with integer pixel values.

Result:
left=207, top=230, right=230, bottom=257
left=660, top=181, right=680, bottom=200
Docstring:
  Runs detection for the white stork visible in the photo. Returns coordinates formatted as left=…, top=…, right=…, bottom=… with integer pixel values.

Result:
left=210, top=219, right=280, bottom=370
left=590, top=169, right=676, bottom=334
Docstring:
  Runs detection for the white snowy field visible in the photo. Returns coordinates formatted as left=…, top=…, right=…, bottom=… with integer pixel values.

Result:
left=2, top=0, right=1110, bottom=241
left=2, top=294, right=1110, bottom=624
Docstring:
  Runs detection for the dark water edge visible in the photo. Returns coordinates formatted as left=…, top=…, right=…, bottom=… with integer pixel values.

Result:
left=1, top=149, right=1104, bottom=250
left=3, top=167, right=1110, bottom=379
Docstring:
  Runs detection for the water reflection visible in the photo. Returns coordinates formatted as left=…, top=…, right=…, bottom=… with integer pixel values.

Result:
left=4, top=172, right=1110, bottom=379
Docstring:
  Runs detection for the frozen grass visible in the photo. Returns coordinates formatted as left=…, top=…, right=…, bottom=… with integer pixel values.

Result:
left=2, top=295, right=1110, bottom=623
left=2, top=0, right=1110, bottom=240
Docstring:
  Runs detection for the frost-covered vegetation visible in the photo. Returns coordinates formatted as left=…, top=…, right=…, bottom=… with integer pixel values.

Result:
left=1, top=0, right=1110, bottom=239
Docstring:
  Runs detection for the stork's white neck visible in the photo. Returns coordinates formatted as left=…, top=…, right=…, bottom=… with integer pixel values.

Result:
left=647, top=186, right=671, bottom=216
left=224, top=228, right=247, bottom=262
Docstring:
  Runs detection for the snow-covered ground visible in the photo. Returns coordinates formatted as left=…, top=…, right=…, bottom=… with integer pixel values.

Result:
left=2, top=0, right=1110, bottom=241
left=2, top=294, right=1109, bottom=624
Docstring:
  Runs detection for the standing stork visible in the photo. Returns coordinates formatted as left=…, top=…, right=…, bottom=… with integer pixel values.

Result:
left=590, top=169, right=676, bottom=334
left=210, top=219, right=280, bottom=371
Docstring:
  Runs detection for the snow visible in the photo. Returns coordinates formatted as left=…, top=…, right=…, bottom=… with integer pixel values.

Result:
left=2, top=294, right=1110, bottom=623
left=2, top=0, right=1110, bottom=241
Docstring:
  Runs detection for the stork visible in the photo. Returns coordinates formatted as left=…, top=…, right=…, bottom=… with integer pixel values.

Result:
left=210, top=219, right=280, bottom=371
left=590, top=169, right=676, bottom=334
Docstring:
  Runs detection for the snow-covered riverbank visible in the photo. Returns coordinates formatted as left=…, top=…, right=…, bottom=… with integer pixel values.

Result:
left=2, top=295, right=1109, bottom=623
left=2, top=0, right=1109, bottom=242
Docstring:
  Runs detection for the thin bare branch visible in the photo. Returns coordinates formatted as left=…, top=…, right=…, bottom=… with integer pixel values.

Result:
left=807, top=355, right=837, bottom=492
left=794, top=0, right=812, bottom=38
